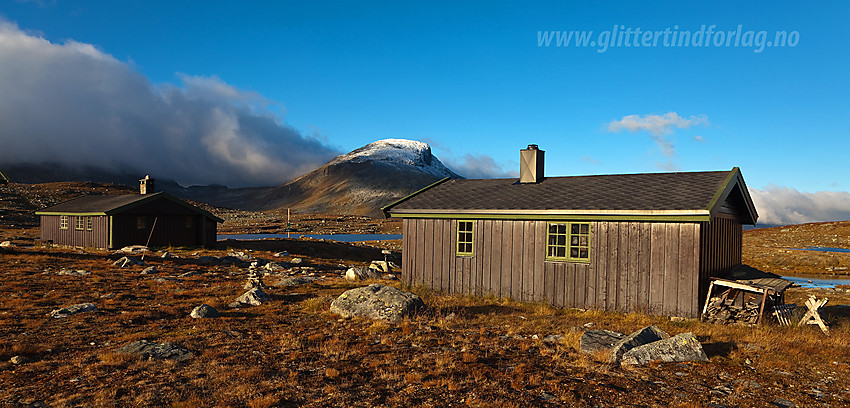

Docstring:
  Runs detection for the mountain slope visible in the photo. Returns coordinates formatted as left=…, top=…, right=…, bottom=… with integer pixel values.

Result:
left=253, top=139, right=462, bottom=216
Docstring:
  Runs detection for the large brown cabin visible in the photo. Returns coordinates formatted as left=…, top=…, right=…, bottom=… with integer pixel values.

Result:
left=36, top=176, right=222, bottom=249
left=383, top=145, right=758, bottom=318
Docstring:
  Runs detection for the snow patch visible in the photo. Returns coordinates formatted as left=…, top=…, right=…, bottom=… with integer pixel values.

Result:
left=329, top=139, right=459, bottom=178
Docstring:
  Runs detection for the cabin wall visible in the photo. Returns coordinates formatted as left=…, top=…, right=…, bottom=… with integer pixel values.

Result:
left=402, top=218, right=703, bottom=317
left=40, top=215, right=109, bottom=248
left=111, top=214, right=212, bottom=249
left=698, top=215, right=743, bottom=306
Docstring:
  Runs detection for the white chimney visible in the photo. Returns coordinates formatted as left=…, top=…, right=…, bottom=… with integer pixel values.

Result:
left=519, top=144, right=544, bottom=183
left=140, top=175, right=155, bottom=195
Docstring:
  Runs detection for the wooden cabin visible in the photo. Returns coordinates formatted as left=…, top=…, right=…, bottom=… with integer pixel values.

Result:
left=36, top=176, right=222, bottom=249
left=382, top=145, right=758, bottom=318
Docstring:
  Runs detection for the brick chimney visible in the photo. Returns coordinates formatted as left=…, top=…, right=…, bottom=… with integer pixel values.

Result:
left=519, top=144, right=544, bottom=183
left=140, top=175, right=155, bottom=195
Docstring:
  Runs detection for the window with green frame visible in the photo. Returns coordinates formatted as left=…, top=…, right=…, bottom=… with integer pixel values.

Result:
left=546, top=222, right=590, bottom=262
left=456, top=220, right=474, bottom=256
left=59, top=215, right=69, bottom=230
left=86, top=216, right=93, bottom=231
left=75, top=216, right=85, bottom=231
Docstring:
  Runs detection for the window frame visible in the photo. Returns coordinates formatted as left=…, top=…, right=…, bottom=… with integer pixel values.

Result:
left=60, top=215, right=69, bottom=230
left=75, top=216, right=85, bottom=231
left=136, top=216, right=147, bottom=230
left=456, top=220, right=474, bottom=257
left=86, top=216, right=93, bottom=231
left=545, top=221, right=591, bottom=263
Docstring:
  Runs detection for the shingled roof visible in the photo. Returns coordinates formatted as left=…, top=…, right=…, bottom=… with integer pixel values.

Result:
left=384, top=167, right=757, bottom=224
left=35, top=192, right=223, bottom=222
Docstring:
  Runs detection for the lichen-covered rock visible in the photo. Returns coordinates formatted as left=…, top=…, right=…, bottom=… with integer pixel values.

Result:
left=274, top=276, right=315, bottom=287
left=579, top=330, right=626, bottom=354
left=57, top=269, right=91, bottom=276
left=330, top=284, right=425, bottom=322
left=50, top=303, right=98, bottom=318
left=345, top=266, right=380, bottom=281
left=620, top=332, right=708, bottom=365
left=608, top=325, right=670, bottom=363
left=116, top=340, right=193, bottom=361
left=228, top=287, right=270, bottom=308
left=190, top=304, right=219, bottom=318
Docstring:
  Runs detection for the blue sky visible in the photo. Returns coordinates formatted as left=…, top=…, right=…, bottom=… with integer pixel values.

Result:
left=1, top=1, right=849, bottom=224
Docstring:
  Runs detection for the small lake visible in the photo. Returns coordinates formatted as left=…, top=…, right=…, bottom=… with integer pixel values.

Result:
left=781, top=275, right=850, bottom=289
left=788, top=246, right=850, bottom=253
left=218, top=233, right=402, bottom=242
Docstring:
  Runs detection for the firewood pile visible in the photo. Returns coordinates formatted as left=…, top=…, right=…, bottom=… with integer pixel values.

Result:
left=703, top=292, right=763, bottom=326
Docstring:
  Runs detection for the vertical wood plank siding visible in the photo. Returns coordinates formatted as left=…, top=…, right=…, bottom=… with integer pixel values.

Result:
left=40, top=215, right=109, bottom=248
left=402, top=218, right=713, bottom=317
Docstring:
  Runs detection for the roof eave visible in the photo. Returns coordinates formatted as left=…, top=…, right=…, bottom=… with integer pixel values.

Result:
left=705, top=167, right=759, bottom=225
left=381, top=177, right=451, bottom=219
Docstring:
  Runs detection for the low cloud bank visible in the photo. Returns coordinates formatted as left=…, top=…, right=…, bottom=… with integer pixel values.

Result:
left=0, top=21, right=339, bottom=187
left=443, top=154, right=518, bottom=179
left=751, top=186, right=850, bottom=226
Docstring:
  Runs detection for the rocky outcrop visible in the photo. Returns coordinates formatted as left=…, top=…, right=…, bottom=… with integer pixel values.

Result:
left=330, top=284, right=425, bottom=322
left=620, top=332, right=709, bottom=365
left=608, top=325, right=669, bottom=363
left=50, top=303, right=97, bottom=318
left=345, top=266, right=380, bottom=281
left=116, top=340, right=193, bottom=361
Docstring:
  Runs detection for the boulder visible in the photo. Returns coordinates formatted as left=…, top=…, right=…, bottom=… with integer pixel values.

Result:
left=263, top=262, right=286, bottom=272
left=228, top=287, right=271, bottom=308
left=619, top=332, right=709, bottom=365
left=116, top=340, right=193, bottom=361
left=608, top=325, right=670, bottom=363
left=190, top=304, right=219, bottom=318
left=112, top=256, right=145, bottom=268
left=330, top=283, right=425, bottom=322
left=50, top=303, right=98, bottom=318
left=274, top=276, right=315, bottom=287
left=345, top=266, right=380, bottom=281
left=197, top=256, right=221, bottom=265
left=369, top=260, right=392, bottom=273
left=0, top=241, right=13, bottom=247
left=227, top=251, right=251, bottom=261
left=290, top=257, right=303, bottom=265
left=579, top=330, right=626, bottom=354
left=140, top=266, right=159, bottom=275
left=117, top=245, right=148, bottom=253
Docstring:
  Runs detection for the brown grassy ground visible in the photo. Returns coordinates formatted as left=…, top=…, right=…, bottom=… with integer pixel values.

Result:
left=743, top=221, right=850, bottom=276
left=1, top=242, right=849, bottom=407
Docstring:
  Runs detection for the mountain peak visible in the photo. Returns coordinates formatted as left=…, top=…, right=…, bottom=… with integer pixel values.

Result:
left=329, top=139, right=460, bottom=179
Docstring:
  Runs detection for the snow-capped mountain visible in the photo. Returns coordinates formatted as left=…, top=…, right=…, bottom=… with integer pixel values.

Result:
left=253, top=139, right=462, bottom=216
left=328, top=139, right=460, bottom=179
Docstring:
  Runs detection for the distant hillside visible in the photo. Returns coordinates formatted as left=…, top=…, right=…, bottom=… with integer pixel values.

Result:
left=251, top=139, right=462, bottom=216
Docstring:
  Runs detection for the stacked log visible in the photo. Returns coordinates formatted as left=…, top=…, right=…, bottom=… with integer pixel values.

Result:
left=703, top=296, right=762, bottom=326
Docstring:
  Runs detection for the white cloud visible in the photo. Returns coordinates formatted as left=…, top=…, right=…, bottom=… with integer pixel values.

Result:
left=608, top=112, right=709, bottom=158
left=443, top=154, right=518, bottom=179
left=751, top=186, right=850, bottom=226
left=693, top=135, right=705, bottom=142
left=0, top=21, right=339, bottom=187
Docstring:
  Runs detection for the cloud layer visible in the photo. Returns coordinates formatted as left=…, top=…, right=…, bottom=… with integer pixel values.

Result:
left=442, top=154, right=518, bottom=179
left=751, top=186, right=850, bottom=226
left=608, top=112, right=708, bottom=158
left=0, top=22, right=339, bottom=187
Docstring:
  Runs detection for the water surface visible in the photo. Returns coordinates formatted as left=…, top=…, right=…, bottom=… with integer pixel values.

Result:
left=218, top=233, right=402, bottom=242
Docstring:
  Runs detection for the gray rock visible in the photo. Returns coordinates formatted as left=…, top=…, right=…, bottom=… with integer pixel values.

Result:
left=117, top=245, right=148, bottom=253
left=116, top=340, right=193, bottom=361
left=0, top=241, right=13, bottom=247
left=140, top=266, right=158, bottom=275
left=263, top=262, right=286, bottom=272
left=197, top=256, right=220, bottom=265
left=543, top=334, right=564, bottom=343
left=178, top=270, right=200, bottom=277
left=229, top=287, right=270, bottom=308
left=772, top=398, right=796, bottom=408
left=227, top=251, right=251, bottom=261
left=608, top=325, right=670, bottom=363
left=112, top=256, right=145, bottom=268
left=370, top=260, right=391, bottom=273
left=620, top=332, right=709, bottom=365
left=190, top=304, right=219, bottom=318
left=290, top=257, right=303, bottom=265
left=345, top=266, right=380, bottom=281
left=50, top=303, right=98, bottom=318
left=330, top=283, right=425, bottom=322
left=381, top=274, right=399, bottom=280
left=579, top=330, right=626, bottom=354
left=10, top=355, right=28, bottom=364
left=274, top=276, right=315, bottom=287
left=57, top=269, right=91, bottom=276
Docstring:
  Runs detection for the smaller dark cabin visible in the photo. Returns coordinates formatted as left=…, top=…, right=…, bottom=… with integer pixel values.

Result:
left=36, top=176, right=222, bottom=249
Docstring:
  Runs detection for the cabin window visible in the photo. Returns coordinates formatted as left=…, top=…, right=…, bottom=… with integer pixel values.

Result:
left=186, top=216, right=193, bottom=229
left=546, top=222, right=590, bottom=262
left=136, top=216, right=146, bottom=230
left=60, top=215, right=69, bottom=230
left=75, top=216, right=85, bottom=230
left=86, top=216, right=93, bottom=231
left=456, top=220, right=474, bottom=256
